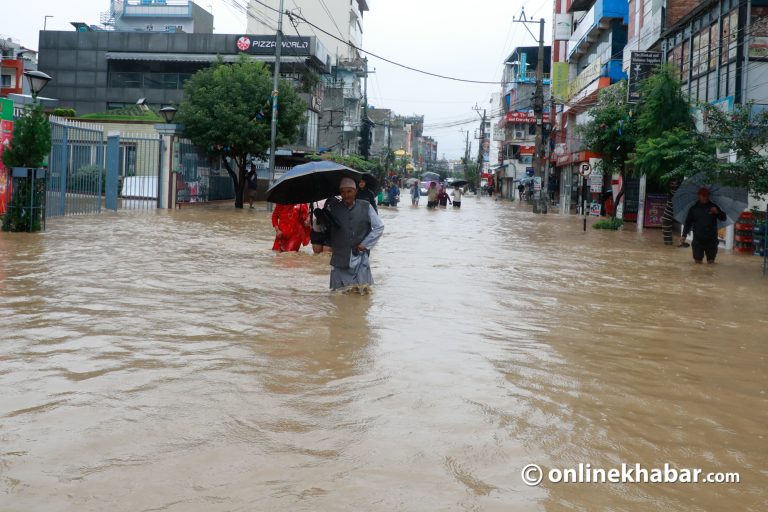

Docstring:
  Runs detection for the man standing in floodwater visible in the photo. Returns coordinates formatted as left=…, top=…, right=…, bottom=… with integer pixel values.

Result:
left=327, top=177, right=384, bottom=292
left=681, top=187, right=727, bottom=264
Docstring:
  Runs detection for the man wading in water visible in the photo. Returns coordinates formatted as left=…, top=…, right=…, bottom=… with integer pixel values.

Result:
left=326, top=177, right=384, bottom=293
left=681, top=187, right=726, bottom=264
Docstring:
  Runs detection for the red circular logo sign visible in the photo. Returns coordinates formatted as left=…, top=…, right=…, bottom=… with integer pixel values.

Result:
left=236, top=36, right=251, bottom=51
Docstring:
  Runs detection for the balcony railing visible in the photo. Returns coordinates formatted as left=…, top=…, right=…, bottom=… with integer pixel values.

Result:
left=567, top=0, right=628, bottom=60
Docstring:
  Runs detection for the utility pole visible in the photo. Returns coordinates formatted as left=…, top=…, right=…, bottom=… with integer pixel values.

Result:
left=472, top=104, right=487, bottom=190
left=268, top=0, right=285, bottom=213
left=514, top=9, right=547, bottom=213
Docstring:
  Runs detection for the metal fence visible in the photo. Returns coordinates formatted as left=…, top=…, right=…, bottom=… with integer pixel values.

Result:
left=46, top=116, right=105, bottom=218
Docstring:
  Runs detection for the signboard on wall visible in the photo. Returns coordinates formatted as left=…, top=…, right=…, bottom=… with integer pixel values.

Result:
left=628, top=51, right=663, bottom=102
left=505, top=111, right=551, bottom=123
left=555, top=14, right=573, bottom=40
left=235, top=35, right=311, bottom=56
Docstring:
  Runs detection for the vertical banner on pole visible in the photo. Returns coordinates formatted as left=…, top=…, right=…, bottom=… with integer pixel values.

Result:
left=0, top=98, right=14, bottom=216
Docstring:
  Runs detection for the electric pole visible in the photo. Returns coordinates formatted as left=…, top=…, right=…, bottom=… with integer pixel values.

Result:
left=514, top=9, right=547, bottom=213
left=460, top=128, right=470, bottom=178
left=268, top=0, right=285, bottom=213
left=472, top=104, right=487, bottom=190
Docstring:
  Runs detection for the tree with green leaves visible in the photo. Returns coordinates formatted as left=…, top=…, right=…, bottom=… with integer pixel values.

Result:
left=178, top=56, right=306, bottom=208
left=2, top=103, right=51, bottom=169
left=633, top=66, right=714, bottom=243
left=695, top=102, right=768, bottom=197
left=462, top=158, right=479, bottom=189
left=2, top=103, right=52, bottom=232
left=579, top=81, right=636, bottom=215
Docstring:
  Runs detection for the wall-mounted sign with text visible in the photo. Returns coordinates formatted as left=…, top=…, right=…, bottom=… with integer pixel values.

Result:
left=235, top=35, right=311, bottom=56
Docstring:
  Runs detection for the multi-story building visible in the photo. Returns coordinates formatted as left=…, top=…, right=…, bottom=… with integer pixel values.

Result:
left=247, top=0, right=369, bottom=62
left=497, top=46, right=551, bottom=199
left=102, top=0, right=214, bottom=34
left=248, top=0, right=371, bottom=156
left=37, top=30, right=331, bottom=153
left=1, top=36, right=38, bottom=97
left=413, top=135, right=438, bottom=171
left=553, top=0, right=628, bottom=213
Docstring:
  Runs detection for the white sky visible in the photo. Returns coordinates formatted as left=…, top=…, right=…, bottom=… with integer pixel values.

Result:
left=3, top=0, right=553, bottom=159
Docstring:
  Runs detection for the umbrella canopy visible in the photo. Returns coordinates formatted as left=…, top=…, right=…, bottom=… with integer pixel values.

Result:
left=360, top=173, right=378, bottom=192
left=672, top=173, right=748, bottom=227
left=266, top=161, right=362, bottom=205
left=451, top=180, right=469, bottom=188
left=422, top=171, right=441, bottom=182
left=405, top=177, right=419, bottom=185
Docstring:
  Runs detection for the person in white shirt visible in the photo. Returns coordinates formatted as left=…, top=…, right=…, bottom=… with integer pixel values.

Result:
left=452, top=186, right=463, bottom=208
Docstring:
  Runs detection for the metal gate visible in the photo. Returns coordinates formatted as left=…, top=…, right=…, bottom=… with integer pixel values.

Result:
left=46, top=116, right=105, bottom=218
left=105, top=132, right=163, bottom=210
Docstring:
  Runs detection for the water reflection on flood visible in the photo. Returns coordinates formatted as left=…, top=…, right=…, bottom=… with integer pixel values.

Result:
left=1, top=197, right=766, bottom=511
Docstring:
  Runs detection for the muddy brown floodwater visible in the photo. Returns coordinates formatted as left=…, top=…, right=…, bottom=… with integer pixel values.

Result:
left=1, top=196, right=767, bottom=511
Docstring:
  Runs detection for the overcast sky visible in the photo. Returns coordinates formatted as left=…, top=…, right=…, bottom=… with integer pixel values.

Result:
left=5, top=0, right=552, bottom=159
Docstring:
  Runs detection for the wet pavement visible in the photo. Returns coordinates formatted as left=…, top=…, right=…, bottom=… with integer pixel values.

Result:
left=1, top=196, right=767, bottom=511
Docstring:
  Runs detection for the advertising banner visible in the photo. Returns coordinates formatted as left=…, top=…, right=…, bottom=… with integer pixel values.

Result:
left=0, top=98, right=14, bottom=216
left=644, top=194, right=668, bottom=228
left=628, top=51, right=662, bottom=103
left=235, top=35, right=311, bottom=56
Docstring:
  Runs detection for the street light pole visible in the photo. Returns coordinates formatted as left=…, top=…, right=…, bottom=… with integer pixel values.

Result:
left=268, top=0, right=285, bottom=213
left=514, top=10, right=547, bottom=213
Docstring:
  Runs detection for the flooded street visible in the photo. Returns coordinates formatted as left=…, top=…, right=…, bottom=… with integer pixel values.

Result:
left=1, top=196, right=767, bottom=511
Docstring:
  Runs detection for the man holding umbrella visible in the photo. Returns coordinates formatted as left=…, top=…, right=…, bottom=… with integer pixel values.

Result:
left=681, top=187, right=727, bottom=264
left=327, top=177, right=385, bottom=292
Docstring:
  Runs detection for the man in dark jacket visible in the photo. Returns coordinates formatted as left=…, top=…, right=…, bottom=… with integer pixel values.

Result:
left=681, top=187, right=727, bottom=264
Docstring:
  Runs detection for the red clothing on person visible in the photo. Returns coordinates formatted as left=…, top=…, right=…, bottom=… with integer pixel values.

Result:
left=272, top=203, right=310, bottom=252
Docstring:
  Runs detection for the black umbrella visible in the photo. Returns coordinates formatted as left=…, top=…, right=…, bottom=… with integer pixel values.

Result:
left=360, top=173, right=378, bottom=192
left=266, top=161, right=362, bottom=204
left=451, top=180, right=468, bottom=188
left=672, top=173, right=748, bottom=227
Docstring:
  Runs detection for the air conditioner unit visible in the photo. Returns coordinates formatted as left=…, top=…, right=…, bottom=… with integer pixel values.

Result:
left=514, top=131, right=525, bottom=139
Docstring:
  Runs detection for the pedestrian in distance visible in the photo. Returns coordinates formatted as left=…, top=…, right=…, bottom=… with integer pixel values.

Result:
left=272, top=203, right=311, bottom=252
left=452, top=185, right=463, bottom=208
left=437, top=187, right=452, bottom=208
left=244, top=167, right=259, bottom=209
left=411, top=182, right=420, bottom=206
left=389, top=182, right=400, bottom=207
left=517, top=182, right=525, bottom=200
left=680, top=187, right=727, bottom=264
left=327, top=177, right=385, bottom=293
left=378, top=187, right=389, bottom=207
left=426, top=182, right=439, bottom=209
left=356, top=176, right=378, bottom=213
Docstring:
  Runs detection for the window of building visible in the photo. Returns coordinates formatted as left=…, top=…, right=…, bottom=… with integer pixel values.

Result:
left=709, top=24, right=718, bottom=70
left=692, top=33, right=701, bottom=76
left=682, top=42, right=690, bottom=83
left=0, top=74, right=11, bottom=87
left=699, top=28, right=710, bottom=75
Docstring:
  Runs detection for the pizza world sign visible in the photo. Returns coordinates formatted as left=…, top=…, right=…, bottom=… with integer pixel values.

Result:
left=235, top=35, right=311, bottom=56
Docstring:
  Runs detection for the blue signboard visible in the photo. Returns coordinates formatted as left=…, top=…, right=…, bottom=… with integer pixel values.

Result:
left=526, top=167, right=535, bottom=176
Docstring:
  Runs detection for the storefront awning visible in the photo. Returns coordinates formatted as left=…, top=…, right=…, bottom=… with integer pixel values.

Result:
left=105, top=52, right=310, bottom=64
